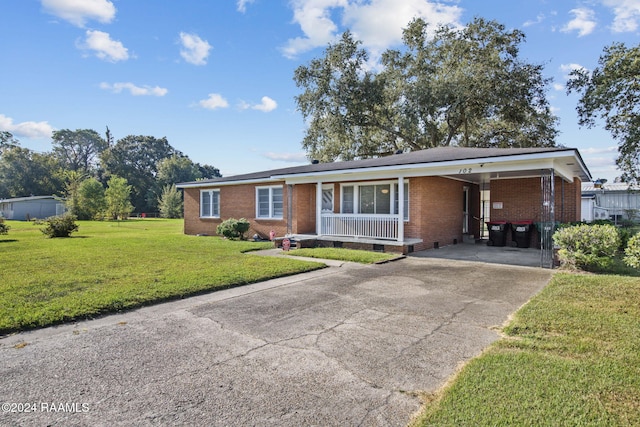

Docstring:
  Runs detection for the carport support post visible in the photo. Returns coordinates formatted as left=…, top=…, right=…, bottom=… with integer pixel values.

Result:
left=540, top=169, right=555, bottom=269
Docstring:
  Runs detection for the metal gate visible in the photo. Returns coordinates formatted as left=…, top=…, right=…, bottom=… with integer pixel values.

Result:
left=540, top=169, right=555, bottom=268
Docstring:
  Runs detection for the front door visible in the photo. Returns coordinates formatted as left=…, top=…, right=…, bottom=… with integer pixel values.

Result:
left=322, top=186, right=334, bottom=212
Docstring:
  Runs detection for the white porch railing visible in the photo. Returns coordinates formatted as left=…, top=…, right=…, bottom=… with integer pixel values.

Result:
left=320, top=213, right=399, bottom=240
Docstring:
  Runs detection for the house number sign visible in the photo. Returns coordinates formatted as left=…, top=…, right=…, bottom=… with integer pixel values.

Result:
left=458, top=168, right=473, bottom=174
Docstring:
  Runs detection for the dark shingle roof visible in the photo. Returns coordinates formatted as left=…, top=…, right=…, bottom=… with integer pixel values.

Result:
left=178, top=146, right=579, bottom=186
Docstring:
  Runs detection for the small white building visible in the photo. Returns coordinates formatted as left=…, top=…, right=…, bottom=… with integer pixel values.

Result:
left=581, top=182, right=640, bottom=223
left=0, top=196, right=66, bottom=220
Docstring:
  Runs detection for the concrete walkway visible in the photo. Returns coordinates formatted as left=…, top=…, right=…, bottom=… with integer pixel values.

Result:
left=0, top=254, right=552, bottom=426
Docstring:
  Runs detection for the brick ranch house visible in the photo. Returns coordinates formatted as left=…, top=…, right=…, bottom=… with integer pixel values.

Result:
left=177, top=147, right=591, bottom=264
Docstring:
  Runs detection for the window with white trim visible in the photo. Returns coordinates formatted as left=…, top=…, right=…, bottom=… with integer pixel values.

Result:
left=341, top=181, right=409, bottom=220
left=200, top=189, right=220, bottom=218
left=256, top=186, right=283, bottom=219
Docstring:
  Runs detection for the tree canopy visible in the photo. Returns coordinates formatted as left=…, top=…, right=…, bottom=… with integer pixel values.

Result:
left=0, top=129, right=219, bottom=216
left=294, top=17, right=559, bottom=161
left=51, top=129, right=107, bottom=175
left=566, top=42, right=640, bottom=184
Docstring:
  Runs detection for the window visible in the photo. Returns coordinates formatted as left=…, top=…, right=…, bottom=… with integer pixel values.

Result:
left=200, top=189, right=220, bottom=218
left=256, top=186, right=283, bottom=219
left=342, top=181, right=409, bottom=220
left=394, top=182, right=409, bottom=221
left=359, top=184, right=391, bottom=214
left=342, top=186, right=354, bottom=214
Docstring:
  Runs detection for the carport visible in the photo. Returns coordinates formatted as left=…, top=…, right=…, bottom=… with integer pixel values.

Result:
left=438, top=152, right=591, bottom=268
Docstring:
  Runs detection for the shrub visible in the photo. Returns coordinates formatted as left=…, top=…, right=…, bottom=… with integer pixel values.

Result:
left=41, top=214, right=79, bottom=238
left=553, top=223, right=620, bottom=271
left=216, top=218, right=251, bottom=240
left=624, top=233, right=640, bottom=269
left=0, top=222, right=9, bottom=235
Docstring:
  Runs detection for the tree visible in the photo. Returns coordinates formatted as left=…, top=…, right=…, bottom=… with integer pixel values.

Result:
left=156, top=155, right=202, bottom=188
left=77, top=178, right=106, bottom=220
left=101, top=135, right=179, bottom=213
left=0, top=146, right=64, bottom=199
left=158, top=184, right=183, bottom=218
left=0, top=131, right=20, bottom=154
left=104, top=176, right=134, bottom=220
left=52, top=129, right=108, bottom=175
left=196, top=163, right=221, bottom=180
left=294, top=17, right=559, bottom=161
left=63, top=170, right=86, bottom=218
left=566, top=42, right=640, bottom=184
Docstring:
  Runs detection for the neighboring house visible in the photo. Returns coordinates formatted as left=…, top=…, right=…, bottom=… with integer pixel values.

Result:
left=581, top=182, right=640, bottom=223
left=0, top=195, right=66, bottom=220
left=178, top=147, right=590, bottom=262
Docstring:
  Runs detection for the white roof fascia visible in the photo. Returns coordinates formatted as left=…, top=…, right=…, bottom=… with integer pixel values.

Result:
left=176, top=177, right=282, bottom=189
left=279, top=151, right=586, bottom=184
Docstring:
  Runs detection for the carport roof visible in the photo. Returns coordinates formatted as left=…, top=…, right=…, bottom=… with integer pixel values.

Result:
left=177, top=146, right=591, bottom=187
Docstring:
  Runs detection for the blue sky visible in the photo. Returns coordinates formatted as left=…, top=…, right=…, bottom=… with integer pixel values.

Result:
left=1, top=0, right=639, bottom=182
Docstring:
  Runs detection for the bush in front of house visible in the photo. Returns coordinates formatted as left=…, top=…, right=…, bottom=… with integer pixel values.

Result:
left=41, top=213, right=79, bottom=238
left=0, top=222, right=9, bottom=235
left=553, top=223, right=620, bottom=271
left=216, top=218, right=250, bottom=240
left=623, top=233, right=640, bottom=269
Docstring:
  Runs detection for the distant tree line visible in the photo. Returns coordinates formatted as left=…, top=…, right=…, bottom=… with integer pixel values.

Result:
left=0, top=128, right=220, bottom=219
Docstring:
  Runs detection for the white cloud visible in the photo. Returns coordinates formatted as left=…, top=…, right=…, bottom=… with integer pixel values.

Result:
left=199, top=93, right=229, bottom=110
left=581, top=146, right=618, bottom=155
left=602, top=0, right=640, bottom=32
left=523, top=13, right=545, bottom=27
left=553, top=83, right=565, bottom=91
left=0, top=114, right=54, bottom=139
left=281, top=0, right=463, bottom=58
left=237, top=0, right=255, bottom=13
left=262, top=151, right=308, bottom=163
left=560, top=63, right=587, bottom=74
left=78, top=30, right=130, bottom=62
left=561, top=8, right=597, bottom=36
left=41, top=0, right=116, bottom=27
left=343, top=0, right=463, bottom=51
left=241, top=96, right=278, bottom=112
left=179, top=32, right=212, bottom=65
left=100, top=82, right=168, bottom=96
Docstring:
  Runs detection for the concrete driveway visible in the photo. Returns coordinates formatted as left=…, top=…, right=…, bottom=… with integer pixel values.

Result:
left=0, top=255, right=552, bottom=426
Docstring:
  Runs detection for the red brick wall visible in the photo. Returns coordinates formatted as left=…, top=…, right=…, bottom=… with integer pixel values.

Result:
left=292, top=183, right=316, bottom=234
left=405, top=177, right=478, bottom=251
left=490, top=177, right=582, bottom=223
left=183, top=182, right=289, bottom=238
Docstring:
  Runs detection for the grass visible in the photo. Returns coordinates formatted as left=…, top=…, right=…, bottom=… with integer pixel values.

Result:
left=411, top=272, right=640, bottom=426
left=287, top=247, right=400, bottom=264
left=0, top=219, right=323, bottom=334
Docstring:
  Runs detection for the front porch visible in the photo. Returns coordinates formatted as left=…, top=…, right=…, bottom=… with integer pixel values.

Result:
left=275, top=233, right=424, bottom=254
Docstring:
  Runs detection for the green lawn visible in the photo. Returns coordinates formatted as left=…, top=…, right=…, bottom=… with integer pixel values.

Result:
left=287, top=247, right=401, bottom=264
left=0, top=219, right=323, bottom=334
left=412, top=272, right=640, bottom=426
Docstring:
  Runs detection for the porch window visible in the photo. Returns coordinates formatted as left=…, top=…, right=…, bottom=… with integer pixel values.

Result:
left=200, top=189, right=220, bottom=218
left=341, top=181, right=409, bottom=219
left=256, top=186, right=283, bottom=219
left=342, top=186, right=354, bottom=213
left=394, top=182, right=409, bottom=221
left=359, top=184, right=391, bottom=214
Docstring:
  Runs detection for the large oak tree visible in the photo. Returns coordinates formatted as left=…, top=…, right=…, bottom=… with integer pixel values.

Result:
left=566, top=42, right=640, bottom=184
left=294, top=17, right=559, bottom=161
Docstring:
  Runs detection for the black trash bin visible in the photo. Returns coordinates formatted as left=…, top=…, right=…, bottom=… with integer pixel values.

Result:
left=511, top=220, right=534, bottom=248
left=486, top=221, right=509, bottom=246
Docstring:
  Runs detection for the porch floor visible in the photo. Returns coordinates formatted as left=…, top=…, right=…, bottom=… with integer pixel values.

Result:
left=285, top=234, right=423, bottom=247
